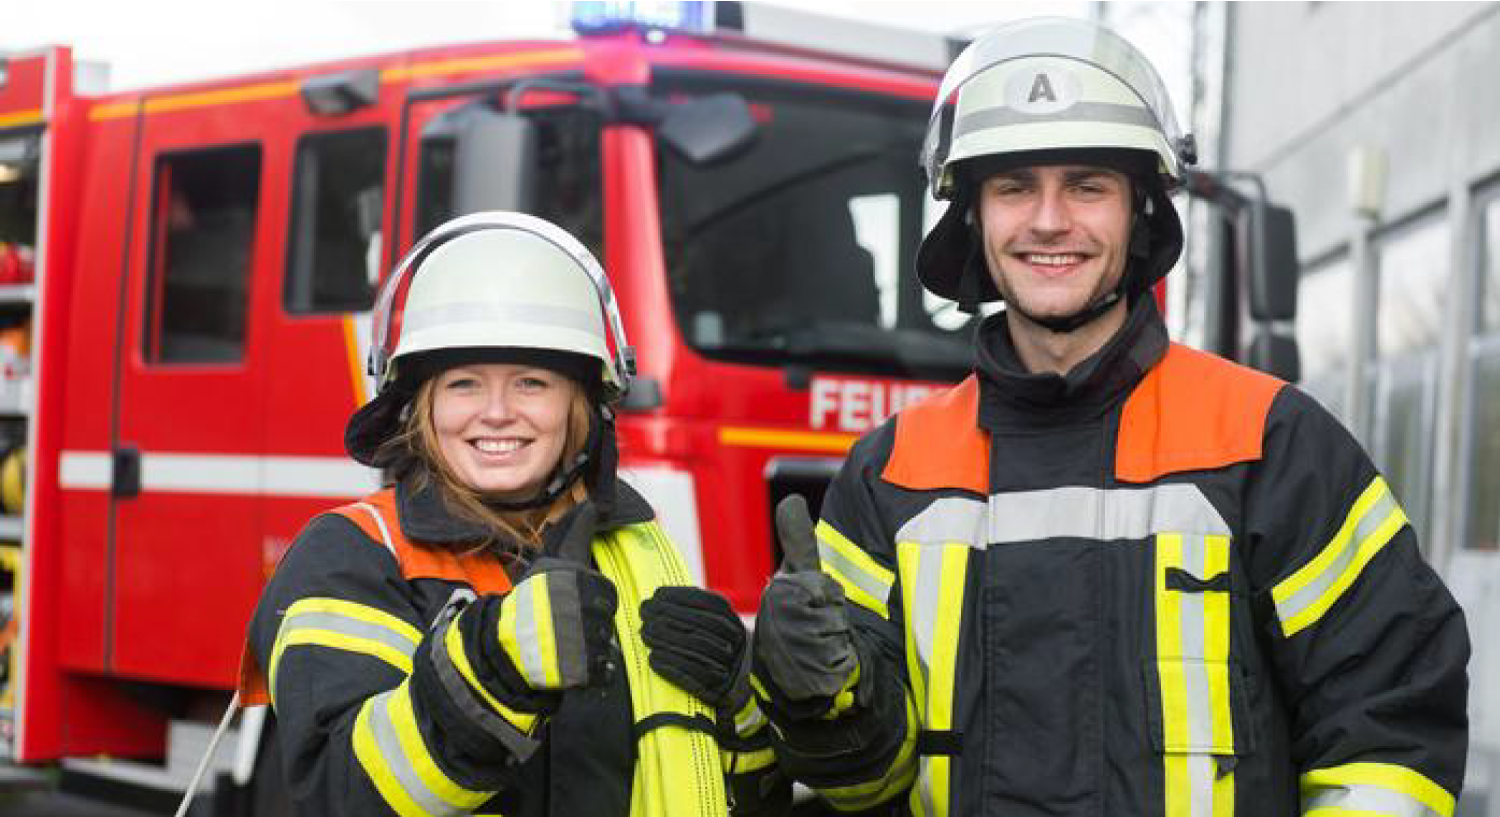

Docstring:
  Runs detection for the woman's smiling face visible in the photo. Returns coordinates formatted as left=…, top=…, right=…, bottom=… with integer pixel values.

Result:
left=431, top=363, right=577, bottom=500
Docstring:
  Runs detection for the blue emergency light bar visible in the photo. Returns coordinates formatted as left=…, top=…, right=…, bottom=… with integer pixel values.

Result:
left=571, top=1, right=718, bottom=36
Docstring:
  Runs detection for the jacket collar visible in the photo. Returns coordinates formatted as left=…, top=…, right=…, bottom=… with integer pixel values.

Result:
left=973, top=295, right=1169, bottom=431
left=394, top=470, right=655, bottom=548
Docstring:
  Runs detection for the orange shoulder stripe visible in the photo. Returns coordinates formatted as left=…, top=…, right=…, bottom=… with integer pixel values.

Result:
left=882, top=375, right=989, bottom=495
left=1116, top=343, right=1285, bottom=483
left=333, top=489, right=512, bottom=596
left=238, top=489, right=514, bottom=706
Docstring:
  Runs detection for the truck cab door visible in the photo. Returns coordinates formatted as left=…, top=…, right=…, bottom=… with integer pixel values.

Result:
left=105, top=100, right=275, bottom=686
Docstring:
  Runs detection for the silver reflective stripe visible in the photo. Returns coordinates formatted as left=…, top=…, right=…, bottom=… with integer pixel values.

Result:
left=1275, top=487, right=1399, bottom=625
left=403, top=301, right=602, bottom=337
left=817, top=536, right=891, bottom=609
left=511, top=580, right=548, bottom=687
left=896, top=485, right=1229, bottom=547
left=366, top=689, right=465, bottom=817
left=896, top=496, right=985, bottom=546
left=282, top=611, right=416, bottom=659
left=955, top=100, right=1160, bottom=135
left=1179, top=536, right=1213, bottom=753
left=1304, top=785, right=1444, bottom=817
left=1188, top=753, right=1215, bottom=817
left=918, top=755, right=937, bottom=817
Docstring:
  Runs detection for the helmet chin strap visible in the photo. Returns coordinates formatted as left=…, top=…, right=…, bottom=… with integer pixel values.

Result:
left=486, top=405, right=609, bottom=512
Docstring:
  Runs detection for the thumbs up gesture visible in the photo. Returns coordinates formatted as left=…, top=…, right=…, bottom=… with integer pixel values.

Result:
left=751, top=495, right=861, bottom=721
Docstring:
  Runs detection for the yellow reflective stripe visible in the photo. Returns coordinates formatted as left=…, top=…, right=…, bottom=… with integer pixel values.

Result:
left=1302, top=762, right=1454, bottom=817
left=442, top=618, right=538, bottom=735
left=818, top=693, right=919, bottom=812
left=1155, top=533, right=1236, bottom=817
left=895, top=541, right=968, bottom=817
left=1273, top=476, right=1408, bottom=637
left=1203, top=535, right=1233, bottom=754
left=722, top=744, right=777, bottom=774
left=816, top=520, right=894, bottom=619
left=354, top=694, right=429, bottom=817
left=269, top=597, right=420, bottom=704
left=386, top=680, right=491, bottom=811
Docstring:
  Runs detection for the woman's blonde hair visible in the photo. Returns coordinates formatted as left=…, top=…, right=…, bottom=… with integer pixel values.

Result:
left=378, top=375, right=593, bottom=556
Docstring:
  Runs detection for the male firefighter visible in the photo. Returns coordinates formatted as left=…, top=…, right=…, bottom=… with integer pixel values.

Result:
left=750, top=16, right=1469, bottom=816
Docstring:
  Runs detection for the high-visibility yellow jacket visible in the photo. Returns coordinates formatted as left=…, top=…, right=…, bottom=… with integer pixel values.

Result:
left=242, top=478, right=781, bottom=817
left=773, top=300, right=1469, bottom=816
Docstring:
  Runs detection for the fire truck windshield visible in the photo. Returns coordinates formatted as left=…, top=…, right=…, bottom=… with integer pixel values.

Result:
left=655, top=76, right=973, bottom=381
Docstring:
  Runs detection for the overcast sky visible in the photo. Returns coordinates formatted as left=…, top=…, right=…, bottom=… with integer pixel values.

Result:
left=3, top=1, right=1101, bottom=92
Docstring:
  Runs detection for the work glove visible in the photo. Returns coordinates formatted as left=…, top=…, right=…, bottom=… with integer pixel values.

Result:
left=751, top=495, right=862, bottom=721
left=486, top=503, right=618, bottom=709
left=640, top=585, right=752, bottom=717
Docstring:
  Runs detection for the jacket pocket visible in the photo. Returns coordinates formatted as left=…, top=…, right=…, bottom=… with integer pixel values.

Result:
left=1141, top=532, right=1257, bottom=759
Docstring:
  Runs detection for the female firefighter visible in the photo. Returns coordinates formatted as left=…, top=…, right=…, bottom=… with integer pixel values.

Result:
left=243, top=212, right=785, bottom=816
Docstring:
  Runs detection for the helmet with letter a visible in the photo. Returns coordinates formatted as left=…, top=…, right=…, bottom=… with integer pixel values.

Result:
left=916, top=16, right=1196, bottom=320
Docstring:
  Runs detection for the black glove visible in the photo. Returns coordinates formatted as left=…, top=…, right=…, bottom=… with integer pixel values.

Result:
left=640, top=586, right=750, bottom=714
left=752, top=495, right=861, bottom=721
left=489, top=504, right=618, bottom=702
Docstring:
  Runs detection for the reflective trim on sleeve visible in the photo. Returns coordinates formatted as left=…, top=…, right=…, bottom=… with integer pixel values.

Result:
left=269, top=597, right=421, bottom=705
left=816, top=520, right=895, bottom=619
left=496, top=575, right=561, bottom=688
left=1154, top=533, right=1235, bottom=816
left=1301, top=762, right=1454, bottom=817
left=897, top=541, right=970, bottom=817
left=353, top=684, right=493, bottom=816
left=432, top=613, right=540, bottom=758
left=817, top=693, right=920, bottom=813
left=722, top=744, right=777, bottom=775
left=1272, top=476, right=1408, bottom=638
left=731, top=694, right=767, bottom=737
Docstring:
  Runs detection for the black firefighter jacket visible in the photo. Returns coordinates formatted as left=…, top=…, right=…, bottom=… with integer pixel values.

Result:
left=777, top=298, right=1469, bottom=816
left=245, top=476, right=780, bottom=817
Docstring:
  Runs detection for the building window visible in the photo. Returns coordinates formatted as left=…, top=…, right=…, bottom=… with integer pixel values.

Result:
left=1370, top=214, right=1448, bottom=546
left=1377, top=216, right=1449, bottom=356
left=285, top=128, right=386, bottom=314
left=1464, top=193, right=1500, bottom=551
left=1296, top=255, right=1352, bottom=416
left=145, top=145, right=261, bottom=364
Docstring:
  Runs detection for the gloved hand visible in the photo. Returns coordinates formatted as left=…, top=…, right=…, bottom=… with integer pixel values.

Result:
left=640, top=586, right=751, bottom=715
left=752, top=495, right=861, bottom=721
left=491, top=503, right=618, bottom=702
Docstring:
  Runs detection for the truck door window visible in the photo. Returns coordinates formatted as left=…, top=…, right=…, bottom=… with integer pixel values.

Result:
left=414, top=104, right=602, bottom=261
left=285, top=127, right=386, bottom=314
left=654, top=79, right=970, bottom=380
left=145, top=145, right=261, bottom=364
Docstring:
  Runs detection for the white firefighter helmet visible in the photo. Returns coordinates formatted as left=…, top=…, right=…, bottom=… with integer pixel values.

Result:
left=916, top=17, right=1193, bottom=312
left=921, top=16, right=1193, bottom=201
left=346, top=211, right=635, bottom=468
left=369, top=210, right=634, bottom=401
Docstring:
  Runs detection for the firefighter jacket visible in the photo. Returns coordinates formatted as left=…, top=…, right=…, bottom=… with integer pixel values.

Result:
left=776, top=298, right=1469, bottom=816
left=243, top=475, right=782, bottom=817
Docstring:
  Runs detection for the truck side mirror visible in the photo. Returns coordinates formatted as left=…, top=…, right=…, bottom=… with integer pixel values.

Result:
left=452, top=108, right=537, bottom=216
left=1249, top=202, right=1298, bottom=321
left=657, top=93, right=758, bottom=165
left=1249, top=329, right=1300, bottom=383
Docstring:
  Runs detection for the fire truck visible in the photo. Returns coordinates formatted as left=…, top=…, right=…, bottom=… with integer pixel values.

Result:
left=0, top=3, right=1299, bottom=812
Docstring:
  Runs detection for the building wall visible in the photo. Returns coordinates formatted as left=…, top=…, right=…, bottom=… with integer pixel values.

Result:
left=1225, top=2, right=1498, bottom=257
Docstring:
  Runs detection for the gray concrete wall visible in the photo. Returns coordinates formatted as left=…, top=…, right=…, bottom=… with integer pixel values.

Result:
left=1224, top=2, right=1500, bottom=258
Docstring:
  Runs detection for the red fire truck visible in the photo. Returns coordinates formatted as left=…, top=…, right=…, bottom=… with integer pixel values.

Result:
left=0, top=4, right=1302, bottom=811
left=0, top=3, right=977, bottom=809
